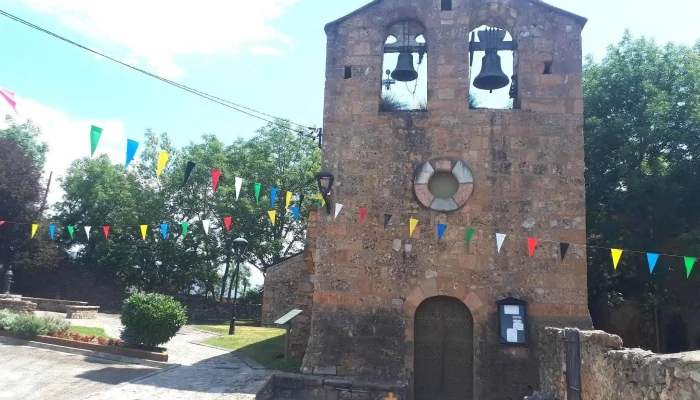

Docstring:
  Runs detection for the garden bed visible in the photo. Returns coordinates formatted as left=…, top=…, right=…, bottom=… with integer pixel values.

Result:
left=0, top=330, right=168, bottom=362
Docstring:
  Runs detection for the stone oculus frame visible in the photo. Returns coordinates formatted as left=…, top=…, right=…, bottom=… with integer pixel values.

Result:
left=414, top=158, right=474, bottom=211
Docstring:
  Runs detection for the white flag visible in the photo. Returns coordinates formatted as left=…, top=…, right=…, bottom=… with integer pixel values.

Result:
left=334, top=203, right=343, bottom=219
left=496, top=233, right=506, bottom=253
left=202, top=220, right=210, bottom=235
left=235, top=177, right=242, bottom=200
left=84, top=226, right=91, bottom=240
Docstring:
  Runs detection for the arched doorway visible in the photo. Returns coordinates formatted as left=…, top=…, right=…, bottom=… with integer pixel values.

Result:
left=414, top=296, right=474, bottom=400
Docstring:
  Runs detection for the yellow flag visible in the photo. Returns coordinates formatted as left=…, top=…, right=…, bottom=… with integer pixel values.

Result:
left=268, top=210, right=276, bottom=225
left=316, top=193, right=325, bottom=207
left=140, top=225, right=148, bottom=240
left=31, top=223, right=38, bottom=238
left=156, top=151, right=170, bottom=178
left=611, top=249, right=623, bottom=269
left=409, top=218, right=419, bottom=236
left=285, top=191, right=293, bottom=209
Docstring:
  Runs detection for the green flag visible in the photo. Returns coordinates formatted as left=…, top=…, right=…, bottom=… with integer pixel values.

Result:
left=90, top=125, right=103, bottom=157
left=182, top=222, right=189, bottom=237
left=254, top=183, right=261, bottom=202
left=67, top=225, right=74, bottom=239
left=466, top=227, right=476, bottom=250
left=685, top=257, right=696, bottom=278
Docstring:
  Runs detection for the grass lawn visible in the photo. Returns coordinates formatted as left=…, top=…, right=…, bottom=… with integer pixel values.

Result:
left=192, top=323, right=302, bottom=372
left=69, top=326, right=111, bottom=338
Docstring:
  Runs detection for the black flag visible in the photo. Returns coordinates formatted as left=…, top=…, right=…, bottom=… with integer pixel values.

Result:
left=560, top=243, right=570, bottom=261
left=383, top=214, right=392, bottom=229
left=299, top=194, right=305, bottom=206
left=183, top=161, right=196, bottom=185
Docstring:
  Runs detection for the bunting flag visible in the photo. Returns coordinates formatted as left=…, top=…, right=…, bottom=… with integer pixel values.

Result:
left=291, top=206, right=300, bottom=221
left=67, top=225, right=74, bottom=239
left=383, top=214, right=392, bottom=228
left=140, top=225, right=148, bottom=240
left=254, top=183, right=261, bottom=202
left=85, top=226, right=91, bottom=240
left=125, top=139, right=139, bottom=168
left=211, top=169, right=221, bottom=193
left=0, top=87, right=18, bottom=114
left=160, top=223, right=168, bottom=239
left=286, top=191, right=292, bottom=209
left=299, top=194, right=305, bottom=206
left=685, top=257, right=696, bottom=278
left=316, top=193, right=325, bottom=207
left=359, top=208, right=368, bottom=222
left=437, top=223, right=447, bottom=241
left=496, top=233, right=506, bottom=253
left=103, top=226, right=110, bottom=240
left=223, top=216, right=232, bottom=232
left=49, top=225, right=55, bottom=239
left=183, top=161, right=196, bottom=185
left=409, top=218, right=418, bottom=236
left=235, top=177, right=243, bottom=200
left=202, top=220, right=210, bottom=235
left=31, top=223, right=38, bottom=238
left=270, top=187, right=278, bottom=207
left=527, top=238, right=539, bottom=257
left=335, top=203, right=343, bottom=219
left=647, top=253, right=659, bottom=274
left=181, top=222, right=189, bottom=237
left=90, top=125, right=103, bottom=157
left=156, top=151, right=170, bottom=178
left=466, top=228, right=476, bottom=250
left=268, top=210, right=276, bottom=225
left=560, top=243, right=570, bottom=261
left=611, top=249, right=623, bottom=270
left=0, top=221, right=4, bottom=226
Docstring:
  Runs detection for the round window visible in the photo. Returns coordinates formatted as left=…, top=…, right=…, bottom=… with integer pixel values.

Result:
left=428, top=172, right=459, bottom=198
left=414, top=158, right=474, bottom=211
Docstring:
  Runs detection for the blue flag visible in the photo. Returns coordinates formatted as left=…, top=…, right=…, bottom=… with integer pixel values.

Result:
left=270, top=187, right=278, bottom=207
left=160, top=223, right=168, bottom=239
left=125, top=139, right=139, bottom=168
left=437, top=223, right=447, bottom=241
left=49, top=225, right=55, bottom=239
left=291, top=206, right=300, bottom=221
left=647, top=253, right=659, bottom=274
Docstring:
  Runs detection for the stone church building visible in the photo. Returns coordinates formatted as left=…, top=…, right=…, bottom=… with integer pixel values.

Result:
left=263, top=0, right=590, bottom=398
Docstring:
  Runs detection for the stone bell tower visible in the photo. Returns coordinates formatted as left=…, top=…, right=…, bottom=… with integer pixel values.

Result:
left=302, top=1, right=590, bottom=399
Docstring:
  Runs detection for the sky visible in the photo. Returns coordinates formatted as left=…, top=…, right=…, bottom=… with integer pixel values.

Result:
left=1, top=0, right=700, bottom=285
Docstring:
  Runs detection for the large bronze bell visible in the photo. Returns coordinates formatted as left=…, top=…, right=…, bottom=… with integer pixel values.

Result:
left=473, top=51, right=509, bottom=92
left=391, top=51, right=418, bottom=82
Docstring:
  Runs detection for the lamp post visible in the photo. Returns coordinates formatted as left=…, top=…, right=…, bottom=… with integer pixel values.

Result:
left=228, top=237, right=249, bottom=335
left=315, top=171, right=335, bottom=215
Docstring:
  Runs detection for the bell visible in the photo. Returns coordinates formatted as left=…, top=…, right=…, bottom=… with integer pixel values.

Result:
left=473, top=52, right=510, bottom=92
left=391, top=52, right=418, bottom=82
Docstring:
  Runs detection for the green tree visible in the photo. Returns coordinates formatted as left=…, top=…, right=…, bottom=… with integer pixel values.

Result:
left=1, top=116, right=48, bottom=169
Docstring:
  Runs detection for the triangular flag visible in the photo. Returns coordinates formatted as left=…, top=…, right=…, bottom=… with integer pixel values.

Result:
left=496, top=233, right=506, bottom=253
left=211, top=169, right=221, bottom=193
left=359, top=208, right=368, bottom=222
left=90, top=125, right=103, bottom=157
left=235, top=177, right=243, bottom=200
left=103, top=226, right=110, bottom=240
left=140, top=225, right=148, bottom=240
left=254, top=183, right=261, bottom=202
left=286, top=191, right=292, bottom=209
left=527, top=238, right=539, bottom=257
left=466, top=228, right=476, bottom=250
left=334, top=203, right=343, bottom=219
left=202, top=220, right=210, bottom=235
left=409, top=218, right=418, bottom=236
left=685, top=257, right=696, bottom=278
left=31, top=223, right=38, bottom=238
left=160, top=223, right=168, bottom=239
left=0, top=87, right=18, bottom=114
left=316, top=193, right=326, bottom=207
left=299, top=194, right=305, bottom=206
left=268, top=210, right=276, bottom=225
left=85, top=226, right=91, bottom=240
left=270, top=187, right=278, bottom=207
left=437, top=223, right=447, bottom=241
left=383, top=214, right=392, bottom=228
left=647, top=253, right=659, bottom=274
left=156, top=151, right=170, bottom=178
left=67, top=225, right=74, bottom=239
left=560, top=243, right=570, bottom=261
left=611, top=249, right=623, bottom=270
left=0, top=221, right=4, bottom=226
left=181, top=222, right=189, bottom=237
left=183, top=161, right=196, bottom=185
left=49, top=225, right=56, bottom=239
left=125, top=139, right=139, bottom=168
left=223, top=216, right=232, bottom=232
left=291, top=206, right=300, bottom=221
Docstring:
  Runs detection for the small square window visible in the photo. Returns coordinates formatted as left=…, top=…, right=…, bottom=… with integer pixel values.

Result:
left=441, top=0, right=452, bottom=11
left=344, top=66, right=352, bottom=79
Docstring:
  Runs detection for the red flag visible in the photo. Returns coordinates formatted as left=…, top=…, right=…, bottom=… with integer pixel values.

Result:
left=103, top=226, right=110, bottom=240
left=212, top=169, right=221, bottom=193
left=359, top=208, right=368, bottom=222
left=527, top=237, right=538, bottom=257
left=223, top=216, right=232, bottom=232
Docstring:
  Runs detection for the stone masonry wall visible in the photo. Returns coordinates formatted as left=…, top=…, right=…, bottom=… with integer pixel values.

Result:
left=0, top=295, right=36, bottom=315
left=538, top=327, right=700, bottom=400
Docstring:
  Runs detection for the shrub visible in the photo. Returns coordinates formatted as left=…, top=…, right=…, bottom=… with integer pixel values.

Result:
left=41, top=314, right=70, bottom=335
left=0, top=309, right=18, bottom=330
left=120, top=293, right=187, bottom=348
left=8, top=314, right=71, bottom=338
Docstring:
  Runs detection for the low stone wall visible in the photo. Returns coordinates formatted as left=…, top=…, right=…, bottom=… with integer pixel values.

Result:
left=271, top=372, right=406, bottom=400
left=175, top=295, right=261, bottom=322
left=66, top=305, right=99, bottom=319
left=0, top=295, right=36, bottom=315
left=21, top=297, right=88, bottom=313
left=538, top=327, right=700, bottom=399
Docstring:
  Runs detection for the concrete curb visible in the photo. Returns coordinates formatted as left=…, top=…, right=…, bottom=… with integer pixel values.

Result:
left=0, top=336, right=177, bottom=369
left=190, top=340, right=267, bottom=370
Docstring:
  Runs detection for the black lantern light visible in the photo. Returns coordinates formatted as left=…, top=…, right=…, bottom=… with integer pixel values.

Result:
left=496, top=296, right=528, bottom=345
left=3, top=265, right=14, bottom=295
left=315, top=171, right=334, bottom=214
left=228, top=237, right=249, bottom=335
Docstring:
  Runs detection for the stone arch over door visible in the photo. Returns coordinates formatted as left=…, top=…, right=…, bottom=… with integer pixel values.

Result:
left=414, top=296, right=474, bottom=400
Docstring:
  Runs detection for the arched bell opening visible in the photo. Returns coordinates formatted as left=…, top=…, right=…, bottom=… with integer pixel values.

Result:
left=468, top=25, right=517, bottom=110
left=380, top=20, right=428, bottom=112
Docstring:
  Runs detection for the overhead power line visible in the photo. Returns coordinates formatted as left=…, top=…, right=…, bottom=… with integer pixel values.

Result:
left=0, top=9, right=322, bottom=142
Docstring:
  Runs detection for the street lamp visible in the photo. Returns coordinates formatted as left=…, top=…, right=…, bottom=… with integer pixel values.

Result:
left=228, top=237, right=249, bottom=335
left=315, top=171, right=334, bottom=215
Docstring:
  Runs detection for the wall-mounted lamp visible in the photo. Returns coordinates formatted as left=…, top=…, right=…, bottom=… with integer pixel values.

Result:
left=497, top=296, right=528, bottom=345
left=315, top=171, right=334, bottom=214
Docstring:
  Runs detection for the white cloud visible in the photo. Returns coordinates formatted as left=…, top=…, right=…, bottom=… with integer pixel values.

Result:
left=16, top=0, right=298, bottom=78
left=0, top=96, right=126, bottom=205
